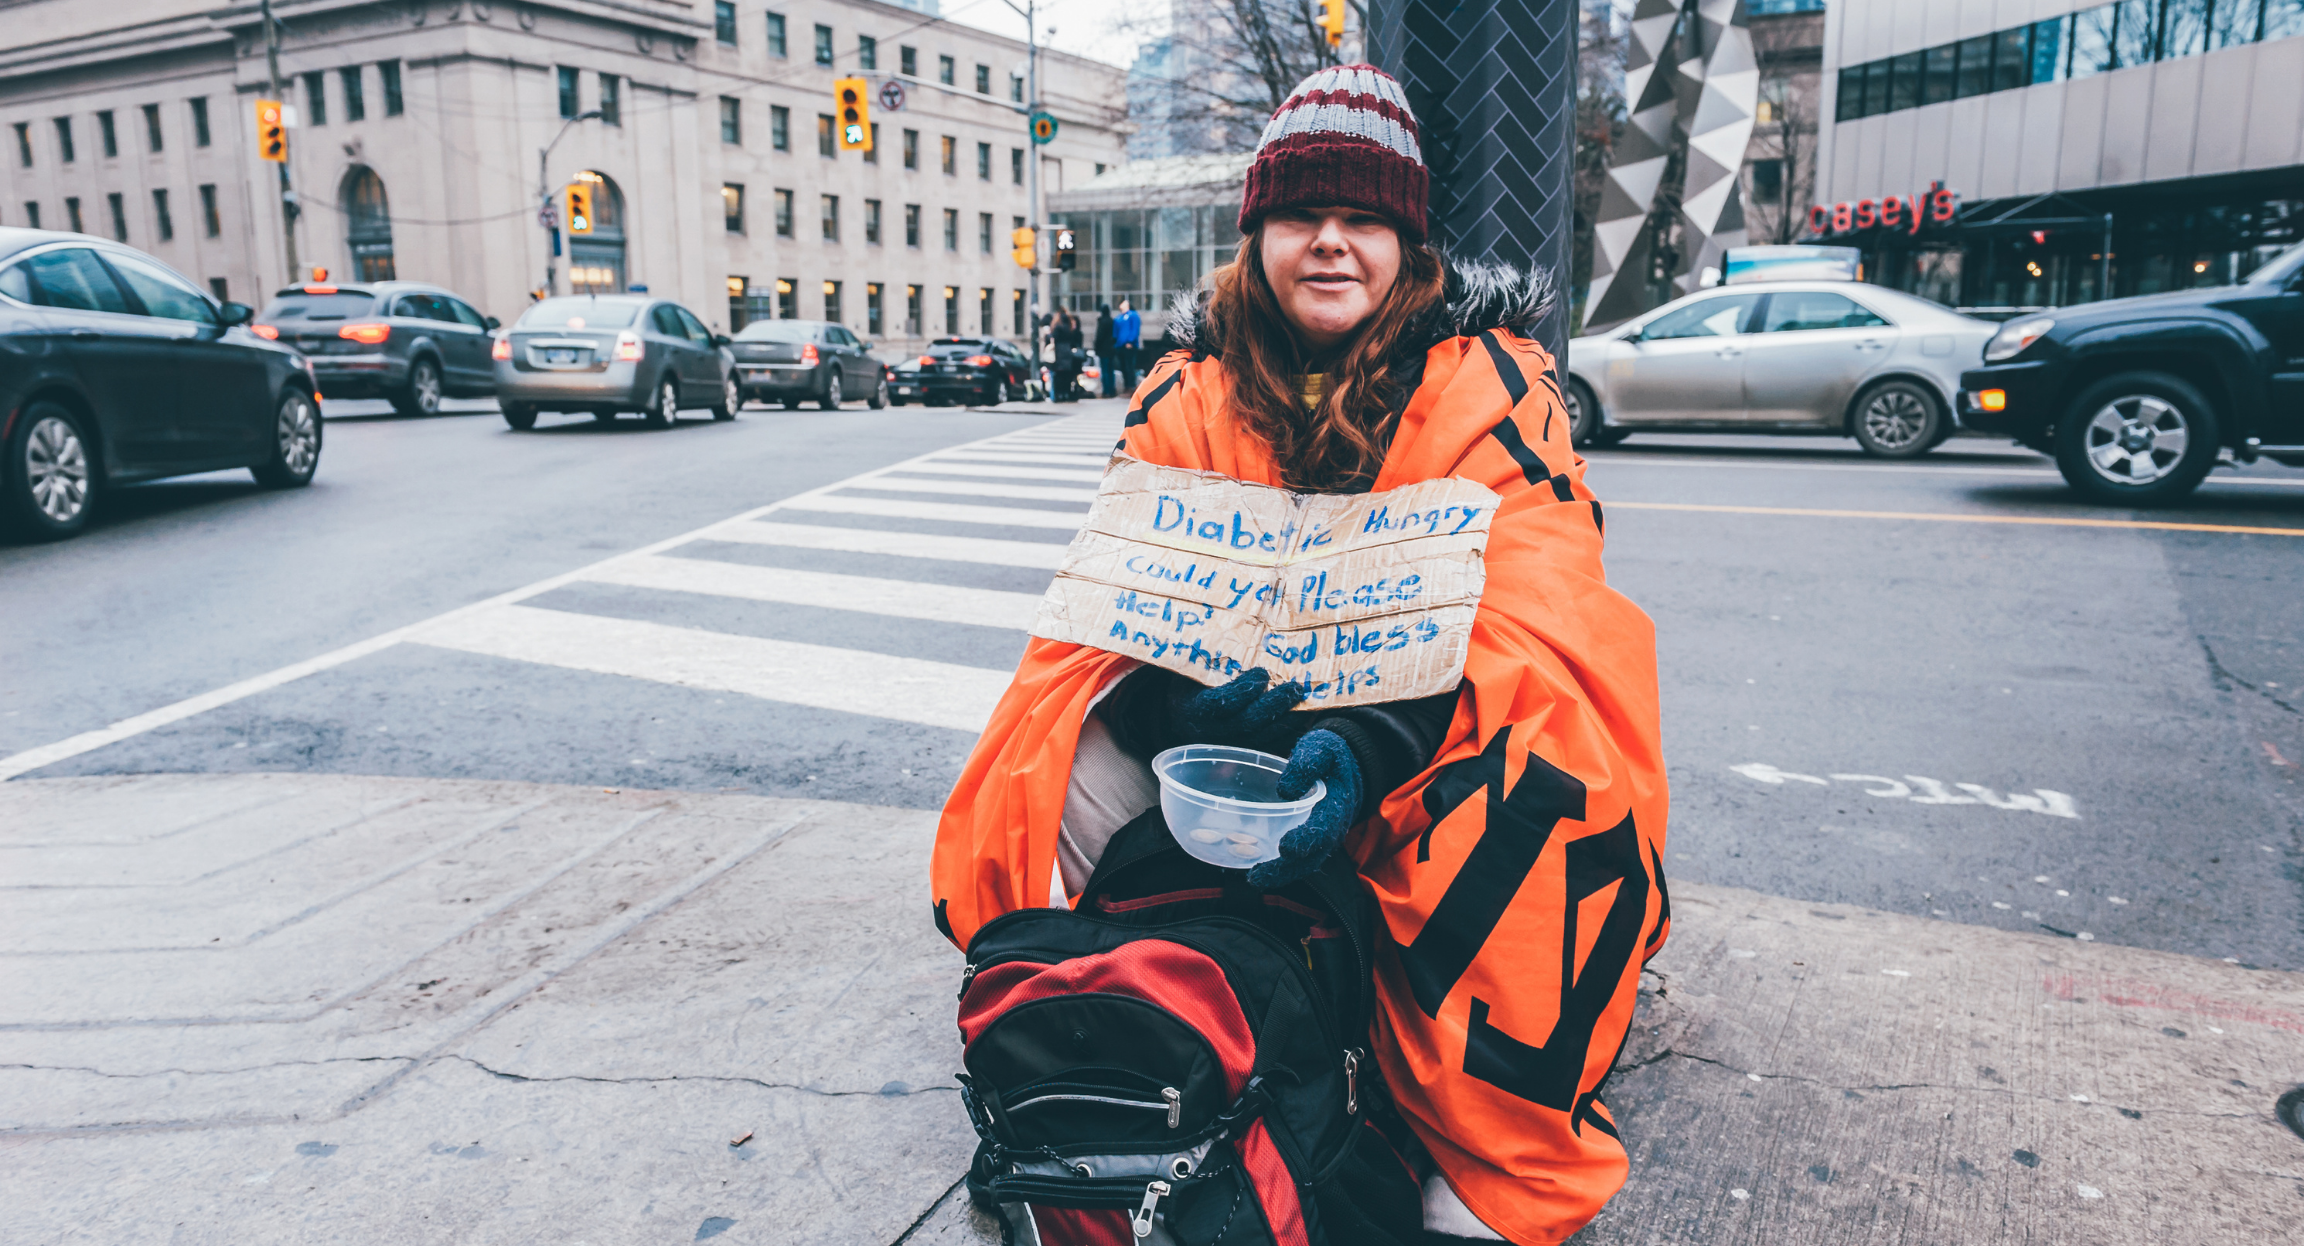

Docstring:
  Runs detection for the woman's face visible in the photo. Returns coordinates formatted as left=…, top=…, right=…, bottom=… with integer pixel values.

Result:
left=1259, top=207, right=1403, bottom=355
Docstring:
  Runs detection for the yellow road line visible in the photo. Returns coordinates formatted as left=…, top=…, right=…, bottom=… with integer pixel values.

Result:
left=1606, top=501, right=2304, bottom=537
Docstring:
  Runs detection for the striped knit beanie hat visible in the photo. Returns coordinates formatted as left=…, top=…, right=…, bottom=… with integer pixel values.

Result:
left=1239, top=64, right=1428, bottom=242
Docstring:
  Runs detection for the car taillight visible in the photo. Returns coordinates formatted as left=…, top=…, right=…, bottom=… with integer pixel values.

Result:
left=967, top=355, right=993, bottom=367
left=615, top=330, right=643, bottom=361
left=250, top=324, right=279, bottom=339
left=919, top=355, right=935, bottom=367
left=492, top=336, right=512, bottom=361
left=338, top=323, right=390, bottom=345
left=303, top=285, right=337, bottom=294
left=801, top=342, right=820, bottom=365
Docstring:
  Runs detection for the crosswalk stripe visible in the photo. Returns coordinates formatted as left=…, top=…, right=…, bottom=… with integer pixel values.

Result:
left=894, top=462, right=1105, bottom=483
left=840, top=476, right=1101, bottom=503
left=411, top=605, right=1013, bottom=733
left=783, top=494, right=1089, bottom=528
left=700, top=520, right=1067, bottom=569
left=932, top=450, right=1113, bottom=467
left=582, top=554, right=1043, bottom=630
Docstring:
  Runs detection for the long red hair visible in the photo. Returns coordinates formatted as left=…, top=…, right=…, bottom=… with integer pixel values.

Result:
left=1205, top=228, right=1445, bottom=492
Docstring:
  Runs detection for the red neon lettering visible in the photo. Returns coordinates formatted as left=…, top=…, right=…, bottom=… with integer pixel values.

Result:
left=1879, top=196, right=1903, bottom=230
left=1932, top=186, right=1957, bottom=223
left=1808, top=205, right=1831, bottom=235
left=1832, top=202, right=1853, bottom=233
left=1854, top=199, right=1879, bottom=229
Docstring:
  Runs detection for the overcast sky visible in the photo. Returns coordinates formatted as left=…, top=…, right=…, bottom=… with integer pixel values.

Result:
left=940, top=0, right=1148, bottom=68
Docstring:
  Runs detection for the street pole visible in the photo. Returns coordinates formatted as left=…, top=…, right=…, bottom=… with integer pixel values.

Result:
left=538, top=111, right=602, bottom=299
left=260, top=0, right=299, bottom=286
left=1000, top=0, right=1042, bottom=350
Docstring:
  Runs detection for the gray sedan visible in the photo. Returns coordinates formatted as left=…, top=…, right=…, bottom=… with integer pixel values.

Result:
left=1564, top=282, right=1997, bottom=457
left=493, top=295, right=738, bottom=430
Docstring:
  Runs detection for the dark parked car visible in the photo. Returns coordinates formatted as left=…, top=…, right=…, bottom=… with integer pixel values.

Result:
left=888, top=357, right=925, bottom=405
left=1960, top=240, right=2304, bottom=504
left=492, top=294, right=738, bottom=430
left=0, top=228, right=319, bottom=540
left=901, top=337, right=1035, bottom=406
left=254, top=279, right=497, bottom=417
left=728, top=319, right=886, bottom=409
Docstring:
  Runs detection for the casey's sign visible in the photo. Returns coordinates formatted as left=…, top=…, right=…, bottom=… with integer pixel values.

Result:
left=1808, top=180, right=1960, bottom=237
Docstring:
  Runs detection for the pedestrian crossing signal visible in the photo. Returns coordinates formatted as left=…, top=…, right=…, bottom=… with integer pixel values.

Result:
left=566, top=184, right=593, bottom=234
left=1053, top=227, right=1076, bottom=272
left=1318, top=0, right=1345, bottom=46
left=255, top=99, right=286, bottom=162
left=835, top=77, right=872, bottom=151
left=1011, top=225, right=1037, bottom=270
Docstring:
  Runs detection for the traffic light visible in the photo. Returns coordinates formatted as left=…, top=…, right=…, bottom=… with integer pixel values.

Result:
left=1011, top=225, right=1037, bottom=270
left=835, top=77, right=872, bottom=151
left=566, top=183, right=593, bottom=234
left=1053, top=227, right=1077, bottom=272
left=1318, top=0, right=1345, bottom=46
left=255, top=99, right=286, bottom=162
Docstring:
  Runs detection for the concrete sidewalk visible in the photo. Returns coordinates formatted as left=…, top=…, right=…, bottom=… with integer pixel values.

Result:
left=2, top=774, right=2297, bottom=1243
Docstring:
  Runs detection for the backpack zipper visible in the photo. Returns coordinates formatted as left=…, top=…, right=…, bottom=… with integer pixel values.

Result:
left=1005, top=1087, right=1184, bottom=1125
left=956, top=962, right=978, bottom=1000
left=1162, top=1085, right=1182, bottom=1128
left=1131, top=1179, right=1171, bottom=1238
left=1343, top=1048, right=1360, bottom=1115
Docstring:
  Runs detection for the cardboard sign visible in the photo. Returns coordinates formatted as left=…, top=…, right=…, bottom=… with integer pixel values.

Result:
left=1030, top=456, right=1499, bottom=707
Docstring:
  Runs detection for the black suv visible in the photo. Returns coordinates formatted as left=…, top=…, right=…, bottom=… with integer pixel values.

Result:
left=255, top=280, right=498, bottom=417
left=1959, top=241, right=2304, bottom=504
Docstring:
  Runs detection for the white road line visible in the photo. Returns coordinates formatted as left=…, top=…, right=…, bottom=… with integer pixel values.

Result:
left=839, top=476, right=1101, bottom=503
left=702, top=520, right=1067, bottom=568
left=786, top=494, right=1089, bottom=528
left=931, top=450, right=1114, bottom=468
left=894, top=462, right=1106, bottom=483
left=410, top=605, right=1011, bottom=733
left=584, top=553, right=1043, bottom=630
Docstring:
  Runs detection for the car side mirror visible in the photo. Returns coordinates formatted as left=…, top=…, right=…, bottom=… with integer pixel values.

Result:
left=714, top=333, right=732, bottom=347
left=485, top=315, right=501, bottom=330
left=219, top=301, right=254, bottom=327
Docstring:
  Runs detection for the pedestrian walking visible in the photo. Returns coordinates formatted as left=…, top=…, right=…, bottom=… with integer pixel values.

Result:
left=1111, top=296, right=1142, bottom=393
left=932, top=64, right=1668, bottom=1246
left=1093, top=303, right=1119, bottom=397
left=1048, top=306, right=1085, bottom=403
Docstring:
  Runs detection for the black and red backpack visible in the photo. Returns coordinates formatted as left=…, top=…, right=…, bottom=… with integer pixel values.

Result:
left=955, top=809, right=1426, bottom=1245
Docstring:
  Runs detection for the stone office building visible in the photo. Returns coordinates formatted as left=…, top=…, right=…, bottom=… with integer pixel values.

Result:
left=0, top=0, right=1128, bottom=348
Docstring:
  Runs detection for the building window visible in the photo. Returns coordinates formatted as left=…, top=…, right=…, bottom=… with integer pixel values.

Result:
left=189, top=98, right=211, bottom=146
left=774, top=188, right=794, bottom=237
left=1013, top=288, right=1025, bottom=335
left=301, top=74, right=326, bottom=126
left=940, top=134, right=956, bottom=175
left=65, top=197, right=82, bottom=232
left=152, top=189, right=173, bottom=241
left=942, top=207, right=958, bottom=250
left=975, top=141, right=991, bottom=181
left=142, top=104, right=163, bottom=153
left=815, top=24, right=835, bottom=65
left=107, top=192, right=127, bottom=240
left=867, top=282, right=883, bottom=335
left=818, top=113, right=836, bottom=157
left=14, top=122, right=30, bottom=167
left=864, top=198, right=882, bottom=243
left=16, top=202, right=32, bottom=228
left=905, top=203, right=920, bottom=247
left=859, top=35, right=877, bottom=70
left=777, top=277, right=797, bottom=320
left=771, top=105, right=790, bottom=150
left=822, top=193, right=840, bottom=241
left=341, top=67, right=365, bottom=122
left=978, top=211, right=993, bottom=253
left=558, top=67, right=580, bottom=119
left=380, top=61, right=403, bottom=115
left=721, top=97, right=742, bottom=144
left=864, top=121, right=879, bottom=164
left=199, top=183, right=219, bottom=236
left=979, top=286, right=993, bottom=332
left=975, top=64, right=991, bottom=94
left=715, top=0, right=737, bottom=44
left=594, top=74, right=619, bottom=125
left=906, top=283, right=922, bottom=335
left=1749, top=158, right=1782, bottom=204
left=902, top=128, right=919, bottom=170
left=943, top=285, right=958, bottom=333
left=1012, top=147, right=1024, bottom=185
left=53, top=118, right=74, bottom=163
left=939, top=54, right=955, bottom=85
left=900, top=45, right=918, bottom=76
left=1011, top=73, right=1025, bottom=102
left=724, top=183, right=745, bottom=233
left=766, top=12, right=787, bottom=56
left=209, top=277, right=226, bottom=301
left=824, top=279, right=842, bottom=323
left=98, top=109, right=118, bottom=156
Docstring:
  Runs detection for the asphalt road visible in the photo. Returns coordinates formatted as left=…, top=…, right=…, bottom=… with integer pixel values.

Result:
left=4, top=401, right=2299, bottom=970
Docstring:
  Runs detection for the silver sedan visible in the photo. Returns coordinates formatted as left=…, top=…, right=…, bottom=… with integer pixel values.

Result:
left=1564, top=282, right=1998, bottom=457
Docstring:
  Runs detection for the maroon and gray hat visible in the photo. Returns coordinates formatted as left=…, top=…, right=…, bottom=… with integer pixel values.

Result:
left=1238, top=64, right=1429, bottom=242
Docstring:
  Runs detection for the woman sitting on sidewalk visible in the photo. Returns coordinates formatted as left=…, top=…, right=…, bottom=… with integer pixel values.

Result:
left=933, top=64, right=1670, bottom=1245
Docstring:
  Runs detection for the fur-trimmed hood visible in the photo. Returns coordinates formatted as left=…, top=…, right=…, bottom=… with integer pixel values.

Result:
left=1160, top=254, right=1556, bottom=361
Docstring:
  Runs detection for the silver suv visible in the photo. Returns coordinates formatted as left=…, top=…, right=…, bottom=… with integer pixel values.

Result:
left=254, top=280, right=497, bottom=417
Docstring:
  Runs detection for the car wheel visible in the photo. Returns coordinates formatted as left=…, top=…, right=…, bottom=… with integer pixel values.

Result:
left=1850, top=380, right=1946, bottom=459
left=712, top=372, right=740, bottom=421
left=250, top=389, right=322, bottom=488
left=1564, top=376, right=1603, bottom=448
left=394, top=357, right=443, bottom=417
left=2054, top=371, right=2220, bottom=505
left=3, top=401, right=96, bottom=539
left=819, top=369, right=843, bottom=411
left=501, top=402, right=538, bottom=431
left=868, top=373, right=889, bottom=409
left=647, top=378, right=679, bottom=428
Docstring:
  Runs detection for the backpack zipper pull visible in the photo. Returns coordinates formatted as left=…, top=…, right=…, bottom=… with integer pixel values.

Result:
left=1343, top=1049, right=1360, bottom=1115
left=1131, top=1179, right=1171, bottom=1238
left=1162, top=1086, right=1181, bottom=1129
left=956, top=962, right=977, bottom=1000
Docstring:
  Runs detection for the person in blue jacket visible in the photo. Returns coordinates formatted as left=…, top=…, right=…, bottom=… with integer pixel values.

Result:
left=1111, top=298, right=1142, bottom=393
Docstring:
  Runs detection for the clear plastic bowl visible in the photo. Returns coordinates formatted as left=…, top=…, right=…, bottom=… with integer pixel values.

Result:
left=1151, top=745, right=1326, bottom=869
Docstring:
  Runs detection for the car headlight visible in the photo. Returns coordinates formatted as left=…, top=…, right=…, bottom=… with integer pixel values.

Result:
left=1984, top=316, right=2054, bottom=362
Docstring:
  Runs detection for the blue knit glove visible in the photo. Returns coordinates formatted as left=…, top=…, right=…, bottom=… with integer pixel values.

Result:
left=1176, top=668, right=1306, bottom=748
left=1248, top=729, right=1363, bottom=889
